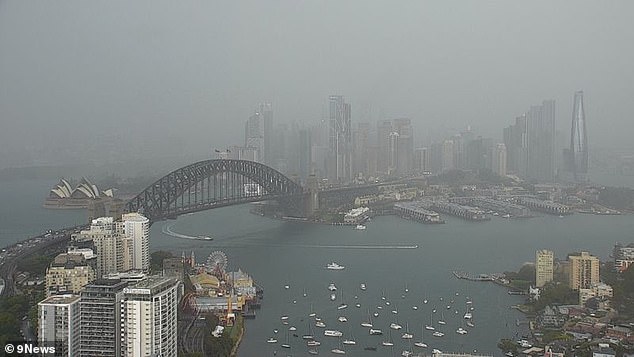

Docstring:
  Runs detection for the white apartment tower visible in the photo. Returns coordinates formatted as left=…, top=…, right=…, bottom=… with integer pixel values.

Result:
left=121, top=212, right=150, bottom=272
left=536, top=249, right=554, bottom=287
left=121, top=276, right=179, bottom=357
left=38, top=294, right=81, bottom=357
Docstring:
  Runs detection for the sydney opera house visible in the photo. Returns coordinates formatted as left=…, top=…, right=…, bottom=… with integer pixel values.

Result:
left=44, top=177, right=114, bottom=208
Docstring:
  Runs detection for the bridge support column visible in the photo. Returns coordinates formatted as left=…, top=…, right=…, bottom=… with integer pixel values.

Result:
left=306, top=174, right=320, bottom=217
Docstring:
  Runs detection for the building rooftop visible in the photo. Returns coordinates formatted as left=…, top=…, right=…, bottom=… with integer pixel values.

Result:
left=39, top=294, right=80, bottom=305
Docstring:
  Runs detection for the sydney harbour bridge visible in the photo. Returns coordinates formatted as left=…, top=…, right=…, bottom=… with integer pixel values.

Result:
left=123, top=159, right=383, bottom=222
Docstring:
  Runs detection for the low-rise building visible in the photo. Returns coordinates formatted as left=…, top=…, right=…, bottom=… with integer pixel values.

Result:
left=45, top=253, right=95, bottom=296
left=579, top=282, right=613, bottom=306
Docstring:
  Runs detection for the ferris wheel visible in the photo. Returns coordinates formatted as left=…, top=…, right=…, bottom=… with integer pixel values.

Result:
left=206, top=250, right=228, bottom=273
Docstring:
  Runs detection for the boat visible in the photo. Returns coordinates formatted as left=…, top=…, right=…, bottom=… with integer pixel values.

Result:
left=281, top=315, right=289, bottom=320
left=289, top=326, right=297, bottom=331
left=354, top=224, right=366, bottom=230
left=361, top=308, right=373, bottom=327
left=438, top=311, right=446, bottom=325
left=402, top=351, right=413, bottom=357
left=303, top=320, right=315, bottom=340
left=360, top=283, right=367, bottom=291
left=466, top=321, right=475, bottom=328
left=389, top=323, right=402, bottom=330
left=382, top=329, right=395, bottom=346
left=456, top=327, right=468, bottom=335
left=330, top=293, right=336, bottom=301
left=315, top=321, right=326, bottom=328
left=414, top=323, right=428, bottom=348
left=425, top=312, right=435, bottom=331
left=326, top=262, right=345, bottom=270
left=369, top=329, right=383, bottom=335
left=328, top=283, right=337, bottom=291
left=267, top=337, right=278, bottom=343
left=308, top=348, right=319, bottom=355
left=197, top=235, right=213, bottom=240
left=281, top=331, right=291, bottom=348
left=337, top=316, right=347, bottom=322
left=324, top=330, right=343, bottom=337
left=432, top=331, right=445, bottom=337
left=463, top=312, right=472, bottom=319
left=355, top=303, right=361, bottom=308
left=365, top=346, right=378, bottom=351
left=401, top=323, right=413, bottom=339
left=433, top=349, right=443, bottom=354
left=412, top=306, right=418, bottom=310
left=331, top=348, right=346, bottom=354
left=343, top=328, right=356, bottom=345
left=307, top=340, right=321, bottom=346
left=502, top=213, right=511, bottom=218
left=337, top=288, right=348, bottom=310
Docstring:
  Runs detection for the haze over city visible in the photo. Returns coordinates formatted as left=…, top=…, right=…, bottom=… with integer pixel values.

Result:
left=1, top=0, right=633, bottom=173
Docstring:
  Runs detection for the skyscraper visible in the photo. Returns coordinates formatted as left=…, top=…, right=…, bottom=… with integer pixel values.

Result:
left=492, top=143, right=508, bottom=177
left=245, top=111, right=264, bottom=162
left=570, top=91, right=588, bottom=181
left=328, top=95, right=352, bottom=182
left=504, top=100, right=555, bottom=181
left=535, top=249, right=554, bottom=288
left=568, top=251, right=599, bottom=290
left=121, top=276, right=179, bottom=357
left=259, top=102, right=274, bottom=165
left=80, top=279, right=128, bottom=357
left=38, top=294, right=81, bottom=357
left=120, top=213, right=150, bottom=272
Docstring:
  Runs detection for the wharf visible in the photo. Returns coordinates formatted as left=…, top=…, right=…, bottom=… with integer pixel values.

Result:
left=452, top=270, right=504, bottom=282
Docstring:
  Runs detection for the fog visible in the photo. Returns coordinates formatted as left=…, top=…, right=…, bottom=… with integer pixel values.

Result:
left=1, top=0, right=632, bottom=172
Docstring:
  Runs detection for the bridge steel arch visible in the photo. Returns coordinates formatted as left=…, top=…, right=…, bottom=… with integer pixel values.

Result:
left=125, top=159, right=304, bottom=221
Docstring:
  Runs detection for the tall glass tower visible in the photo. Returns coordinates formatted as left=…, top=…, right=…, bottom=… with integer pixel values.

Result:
left=570, top=91, right=588, bottom=180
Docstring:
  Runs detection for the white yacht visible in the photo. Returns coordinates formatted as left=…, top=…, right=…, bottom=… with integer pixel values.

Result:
left=369, top=329, right=383, bottom=335
left=401, top=333, right=413, bottom=339
left=324, top=330, right=343, bottom=337
left=464, top=312, right=473, bottom=319
left=326, top=262, right=345, bottom=270
left=456, top=327, right=468, bottom=335
left=266, top=337, right=277, bottom=343
left=337, top=316, right=348, bottom=322
left=342, top=339, right=356, bottom=345
left=307, top=340, right=321, bottom=346
left=360, top=283, right=367, bottom=290
left=331, top=348, right=346, bottom=354
left=337, top=303, right=348, bottom=310
left=328, top=283, right=337, bottom=291
left=354, top=224, right=366, bottom=230
left=330, top=293, right=336, bottom=301
left=315, top=321, right=326, bottom=328
left=432, top=331, right=445, bottom=337
left=389, top=323, right=402, bottom=330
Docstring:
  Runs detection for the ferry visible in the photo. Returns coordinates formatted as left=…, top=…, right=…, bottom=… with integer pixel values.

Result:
left=326, top=262, right=345, bottom=270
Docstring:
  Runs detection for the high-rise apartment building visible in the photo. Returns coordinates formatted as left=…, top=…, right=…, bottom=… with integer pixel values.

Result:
left=73, top=217, right=124, bottom=278
left=120, top=213, right=150, bottom=272
left=441, top=140, right=455, bottom=172
left=568, top=251, right=600, bottom=290
left=414, top=147, right=431, bottom=173
left=569, top=91, right=588, bottom=181
left=46, top=253, right=95, bottom=296
left=80, top=279, right=128, bottom=357
left=38, top=294, right=81, bottom=357
left=121, top=276, right=179, bottom=357
left=328, top=95, right=352, bottom=182
left=504, top=100, right=555, bottom=181
left=535, top=249, right=554, bottom=287
left=492, top=143, right=508, bottom=177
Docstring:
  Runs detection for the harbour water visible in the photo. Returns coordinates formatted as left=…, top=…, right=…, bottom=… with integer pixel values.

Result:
left=2, top=178, right=634, bottom=356
left=150, top=204, right=634, bottom=356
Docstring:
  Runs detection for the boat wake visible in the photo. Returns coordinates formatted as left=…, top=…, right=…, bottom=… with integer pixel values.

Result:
left=162, top=223, right=210, bottom=241
left=163, top=223, right=417, bottom=249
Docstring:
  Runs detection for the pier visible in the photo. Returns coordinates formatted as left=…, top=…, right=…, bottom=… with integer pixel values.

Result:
left=430, top=201, right=490, bottom=221
left=514, top=197, right=571, bottom=215
left=394, top=201, right=445, bottom=224
left=450, top=197, right=531, bottom=217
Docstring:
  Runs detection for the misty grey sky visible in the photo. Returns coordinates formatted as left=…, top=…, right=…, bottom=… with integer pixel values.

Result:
left=1, top=0, right=633, bottom=169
